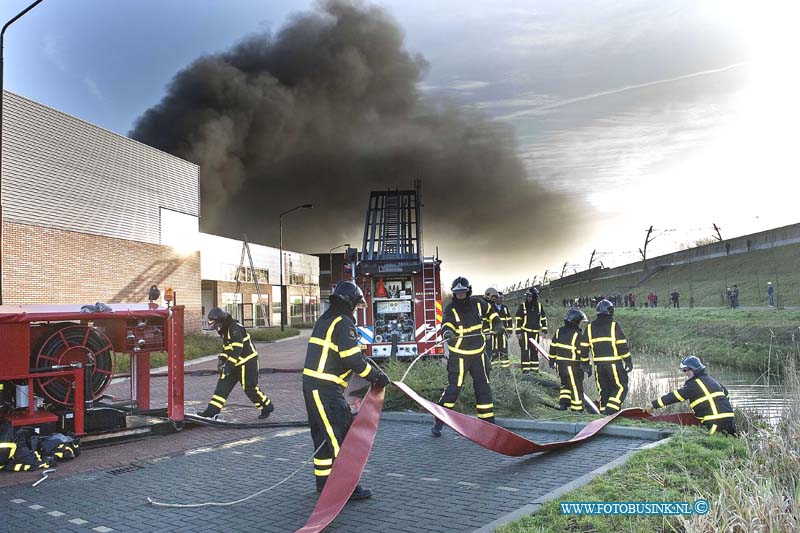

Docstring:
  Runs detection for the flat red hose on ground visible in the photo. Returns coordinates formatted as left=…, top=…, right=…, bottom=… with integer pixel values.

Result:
left=297, top=382, right=698, bottom=532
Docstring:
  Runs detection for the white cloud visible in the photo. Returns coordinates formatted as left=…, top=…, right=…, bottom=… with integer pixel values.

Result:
left=42, top=32, right=68, bottom=72
left=83, top=77, right=103, bottom=101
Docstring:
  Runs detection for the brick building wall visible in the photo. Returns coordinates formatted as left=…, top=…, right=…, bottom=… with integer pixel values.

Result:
left=2, top=221, right=202, bottom=331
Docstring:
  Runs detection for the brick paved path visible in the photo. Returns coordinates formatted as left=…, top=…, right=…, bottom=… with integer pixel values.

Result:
left=0, top=418, right=649, bottom=532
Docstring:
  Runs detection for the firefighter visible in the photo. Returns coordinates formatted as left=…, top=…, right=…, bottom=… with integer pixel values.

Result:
left=196, top=307, right=274, bottom=419
left=303, top=281, right=390, bottom=499
left=515, top=287, right=548, bottom=373
left=548, top=308, right=592, bottom=411
left=580, top=299, right=632, bottom=414
left=646, top=356, right=736, bottom=435
left=482, top=287, right=501, bottom=375
left=496, top=292, right=512, bottom=369
left=432, top=277, right=503, bottom=437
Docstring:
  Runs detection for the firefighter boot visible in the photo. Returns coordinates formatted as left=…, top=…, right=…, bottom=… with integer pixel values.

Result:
left=349, top=484, right=372, bottom=501
left=431, top=419, right=443, bottom=437
left=258, top=402, right=275, bottom=419
left=195, top=408, right=221, bottom=420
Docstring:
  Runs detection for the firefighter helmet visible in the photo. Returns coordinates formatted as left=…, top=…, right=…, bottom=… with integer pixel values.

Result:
left=679, top=356, right=706, bottom=374
left=596, top=299, right=614, bottom=316
left=451, top=277, right=472, bottom=297
left=484, top=287, right=499, bottom=300
left=525, top=287, right=539, bottom=299
left=207, top=307, right=231, bottom=331
left=331, top=280, right=365, bottom=311
left=564, top=308, right=587, bottom=327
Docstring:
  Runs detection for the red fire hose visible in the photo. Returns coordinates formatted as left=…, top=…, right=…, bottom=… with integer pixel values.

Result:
left=297, top=382, right=697, bottom=532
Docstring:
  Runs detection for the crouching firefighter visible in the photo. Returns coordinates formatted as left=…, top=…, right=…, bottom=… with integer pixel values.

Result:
left=303, top=281, right=391, bottom=499
left=549, top=308, right=592, bottom=412
left=647, top=356, right=736, bottom=435
left=581, top=299, right=632, bottom=415
left=515, top=287, right=548, bottom=373
left=432, top=277, right=503, bottom=437
left=197, top=307, right=274, bottom=419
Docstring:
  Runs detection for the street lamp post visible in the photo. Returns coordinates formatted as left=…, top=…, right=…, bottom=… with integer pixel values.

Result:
left=1, top=0, right=46, bottom=305
left=279, top=203, right=312, bottom=331
left=328, top=243, right=350, bottom=290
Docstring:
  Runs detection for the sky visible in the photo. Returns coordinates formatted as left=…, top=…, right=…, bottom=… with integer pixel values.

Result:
left=3, top=0, right=798, bottom=291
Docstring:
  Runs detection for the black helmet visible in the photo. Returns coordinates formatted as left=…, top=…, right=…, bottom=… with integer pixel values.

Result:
left=564, top=308, right=587, bottom=327
left=679, top=356, right=706, bottom=374
left=451, top=277, right=472, bottom=297
left=596, top=299, right=614, bottom=316
left=525, top=287, right=539, bottom=299
left=331, top=280, right=365, bottom=311
left=207, top=307, right=231, bottom=331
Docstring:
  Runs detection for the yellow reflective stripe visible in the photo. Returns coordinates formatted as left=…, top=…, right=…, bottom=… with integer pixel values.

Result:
left=449, top=344, right=485, bottom=355
left=442, top=322, right=456, bottom=331
left=312, top=389, right=340, bottom=457
left=657, top=397, right=665, bottom=408
left=1, top=443, right=17, bottom=457
left=212, top=395, right=226, bottom=403
left=315, top=468, right=332, bottom=476
left=230, top=342, right=244, bottom=348
left=339, top=369, right=352, bottom=381
left=708, top=424, right=718, bottom=435
left=477, top=412, right=494, bottom=419
left=700, top=412, right=735, bottom=421
left=674, top=390, right=685, bottom=402
left=316, top=317, right=342, bottom=373
left=452, top=309, right=461, bottom=322
left=694, top=380, right=721, bottom=417
left=235, top=351, right=258, bottom=365
left=309, top=336, right=339, bottom=352
left=475, top=403, right=493, bottom=409
left=690, top=391, right=725, bottom=408
left=457, top=358, right=465, bottom=387
left=567, top=365, right=579, bottom=400
left=460, top=324, right=483, bottom=333
left=358, top=366, right=372, bottom=378
left=340, top=346, right=362, bottom=357
left=611, top=364, right=624, bottom=402
left=314, top=458, right=333, bottom=466
left=303, top=368, right=348, bottom=387
left=443, top=402, right=456, bottom=408
left=592, top=356, right=625, bottom=361
left=588, top=337, right=613, bottom=342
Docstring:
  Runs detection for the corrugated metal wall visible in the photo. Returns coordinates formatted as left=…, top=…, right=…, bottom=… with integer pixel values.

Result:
left=2, top=91, right=199, bottom=244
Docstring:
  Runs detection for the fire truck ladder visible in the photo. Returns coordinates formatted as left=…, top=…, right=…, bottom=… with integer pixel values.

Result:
left=234, top=235, right=270, bottom=327
left=361, top=189, right=420, bottom=264
left=421, top=256, right=440, bottom=340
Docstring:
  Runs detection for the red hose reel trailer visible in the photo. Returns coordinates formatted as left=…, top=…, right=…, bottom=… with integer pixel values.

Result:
left=0, top=304, right=185, bottom=436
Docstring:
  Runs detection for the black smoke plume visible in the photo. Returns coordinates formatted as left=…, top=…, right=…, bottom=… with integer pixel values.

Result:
left=131, top=0, right=585, bottom=287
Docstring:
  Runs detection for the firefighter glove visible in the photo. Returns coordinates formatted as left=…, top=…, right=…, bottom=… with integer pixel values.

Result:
left=373, top=369, right=391, bottom=388
left=548, top=358, right=556, bottom=369
left=623, top=359, right=633, bottom=373
left=442, top=330, right=455, bottom=341
left=217, top=356, right=226, bottom=373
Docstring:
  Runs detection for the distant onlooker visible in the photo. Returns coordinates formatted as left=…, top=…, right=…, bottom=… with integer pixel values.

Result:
left=653, top=293, right=658, bottom=307
left=727, top=287, right=734, bottom=308
left=671, top=290, right=680, bottom=309
left=725, top=242, right=731, bottom=255
left=647, top=291, right=655, bottom=308
left=629, top=293, right=636, bottom=308
left=732, top=285, right=739, bottom=308
left=767, top=282, right=774, bottom=308
left=624, top=294, right=629, bottom=308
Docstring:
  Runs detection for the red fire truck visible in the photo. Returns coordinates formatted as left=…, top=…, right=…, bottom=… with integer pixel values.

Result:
left=348, top=182, right=443, bottom=359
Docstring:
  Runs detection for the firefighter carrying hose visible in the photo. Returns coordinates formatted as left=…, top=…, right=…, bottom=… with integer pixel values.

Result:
left=646, top=356, right=737, bottom=435
left=581, top=299, right=632, bottom=414
left=303, top=281, right=390, bottom=499
left=548, top=308, right=592, bottom=411
left=515, top=287, right=548, bottom=373
left=496, top=292, right=512, bottom=369
left=432, top=277, right=503, bottom=437
left=196, top=307, right=274, bottom=420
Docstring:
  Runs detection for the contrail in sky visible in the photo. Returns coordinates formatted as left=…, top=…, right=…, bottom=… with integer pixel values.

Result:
left=501, top=62, right=747, bottom=120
